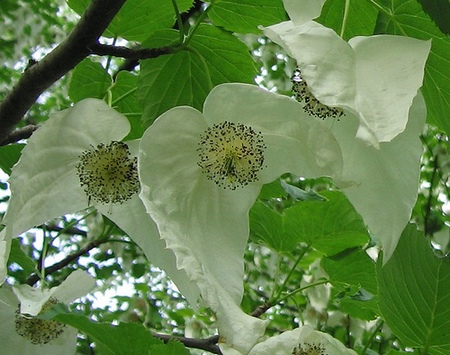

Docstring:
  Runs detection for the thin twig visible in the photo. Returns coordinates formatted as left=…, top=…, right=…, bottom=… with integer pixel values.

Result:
left=0, top=125, right=39, bottom=146
left=26, top=238, right=109, bottom=286
left=89, top=43, right=173, bottom=60
left=154, top=333, right=223, bottom=354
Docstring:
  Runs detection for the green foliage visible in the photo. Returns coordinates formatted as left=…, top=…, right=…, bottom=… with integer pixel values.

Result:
left=139, top=24, right=256, bottom=126
left=378, top=224, right=450, bottom=353
left=318, top=0, right=378, bottom=40
left=250, top=190, right=369, bottom=254
left=417, top=0, right=450, bottom=35
left=209, top=0, right=287, bottom=33
left=0, top=144, right=24, bottom=175
left=69, top=59, right=112, bottom=102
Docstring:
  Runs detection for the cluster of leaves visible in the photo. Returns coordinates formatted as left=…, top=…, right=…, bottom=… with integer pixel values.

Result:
left=2, top=0, right=450, bottom=354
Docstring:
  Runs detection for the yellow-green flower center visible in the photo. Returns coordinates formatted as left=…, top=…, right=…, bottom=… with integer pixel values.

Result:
left=292, top=342, right=327, bottom=355
left=15, top=297, right=66, bottom=345
left=292, top=69, right=344, bottom=120
left=76, top=141, right=140, bottom=204
left=197, top=121, right=266, bottom=190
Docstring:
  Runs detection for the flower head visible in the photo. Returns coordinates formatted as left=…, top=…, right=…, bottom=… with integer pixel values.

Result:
left=138, top=83, right=343, bottom=352
left=2, top=99, right=198, bottom=304
left=220, top=325, right=357, bottom=355
left=263, top=0, right=430, bottom=262
left=263, top=0, right=431, bottom=147
left=0, top=270, right=94, bottom=354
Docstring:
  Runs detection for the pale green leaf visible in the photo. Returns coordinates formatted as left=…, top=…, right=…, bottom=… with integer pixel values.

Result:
left=68, top=59, right=111, bottom=102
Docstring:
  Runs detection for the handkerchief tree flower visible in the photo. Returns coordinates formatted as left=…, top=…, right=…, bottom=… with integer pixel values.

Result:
left=264, top=0, right=430, bottom=147
left=1, top=98, right=198, bottom=304
left=220, top=325, right=357, bottom=355
left=0, top=269, right=95, bottom=354
left=263, top=0, right=431, bottom=262
left=138, top=82, right=344, bottom=353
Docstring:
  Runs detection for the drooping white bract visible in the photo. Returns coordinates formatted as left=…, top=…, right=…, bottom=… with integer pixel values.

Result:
left=332, top=94, right=427, bottom=262
left=263, top=0, right=431, bottom=147
left=220, top=325, right=357, bottom=355
left=1, top=99, right=198, bottom=303
left=0, top=270, right=94, bottom=355
left=138, top=83, right=344, bottom=353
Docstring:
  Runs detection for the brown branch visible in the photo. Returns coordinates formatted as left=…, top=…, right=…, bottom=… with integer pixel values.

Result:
left=250, top=302, right=272, bottom=318
left=26, top=238, right=109, bottom=286
left=89, top=43, right=173, bottom=60
left=154, top=333, right=223, bottom=354
left=0, top=0, right=127, bottom=143
left=0, top=124, right=39, bottom=146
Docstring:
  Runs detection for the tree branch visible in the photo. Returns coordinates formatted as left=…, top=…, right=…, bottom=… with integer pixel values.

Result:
left=26, top=238, right=109, bottom=286
left=0, top=0, right=127, bottom=143
left=154, top=333, right=223, bottom=354
left=0, top=125, right=39, bottom=146
left=89, top=43, right=173, bottom=60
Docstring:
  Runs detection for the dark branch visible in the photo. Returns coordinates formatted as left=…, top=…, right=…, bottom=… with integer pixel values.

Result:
left=0, top=0, right=127, bottom=143
left=26, top=238, right=109, bottom=286
left=250, top=302, right=271, bottom=318
left=89, top=43, right=173, bottom=60
left=0, top=125, right=39, bottom=146
left=154, top=333, right=223, bottom=354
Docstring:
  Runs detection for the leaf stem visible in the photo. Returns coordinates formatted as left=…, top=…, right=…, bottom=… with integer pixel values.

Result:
left=172, top=0, right=185, bottom=42
left=359, top=319, right=384, bottom=355
left=271, top=246, right=309, bottom=303
left=276, top=279, right=329, bottom=304
left=340, top=0, right=351, bottom=38
left=182, top=0, right=215, bottom=48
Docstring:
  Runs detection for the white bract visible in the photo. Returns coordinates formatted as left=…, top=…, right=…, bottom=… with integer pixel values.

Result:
left=263, top=0, right=431, bottom=147
left=1, top=99, right=198, bottom=302
left=138, top=83, right=343, bottom=353
left=220, top=325, right=357, bottom=355
left=263, top=0, right=430, bottom=262
left=0, top=270, right=94, bottom=355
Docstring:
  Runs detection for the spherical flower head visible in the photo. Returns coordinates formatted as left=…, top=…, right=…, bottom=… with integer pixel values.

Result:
left=76, top=141, right=140, bottom=204
left=198, top=121, right=266, bottom=189
left=15, top=297, right=66, bottom=345
left=292, top=70, right=344, bottom=120
left=139, top=83, right=344, bottom=353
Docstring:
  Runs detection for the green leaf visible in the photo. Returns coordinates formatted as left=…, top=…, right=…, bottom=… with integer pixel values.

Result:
left=139, top=24, right=257, bottom=126
left=0, top=143, right=24, bottom=175
left=377, top=224, right=450, bottom=353
left=50, top=310, right=164, bottom=354
left=67, top=0, right=193, bottom=42
left=150, top=341, right=191, bottom=355
left=281, top=180, right=327, bottom=202
left=374, top=0, right=450, bottom=138
left=209, top=0, right=286, bottom=34
left=7, top=238, right=36, bottom=275
left=250, top=191, right=369, bottom=254
left=417, top=0, right=450, bottom=35
left=317, top=0, right=378, bottom=40
left=322, top=249, right=379, bottom=320
left=68, top=59, right=111, bottom=102
left=111, top=71, right=144, bottom=140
